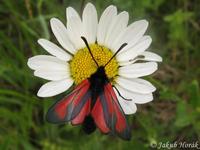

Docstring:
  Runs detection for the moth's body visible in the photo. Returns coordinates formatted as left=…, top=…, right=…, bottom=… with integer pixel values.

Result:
left=83, top=66, right=109, bottom=134
left=89, top=66, right=108, bottom=107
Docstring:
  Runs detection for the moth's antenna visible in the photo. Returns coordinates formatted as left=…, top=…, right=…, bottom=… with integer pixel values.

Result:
left=81, top=36, right=99, bottom=67
left=104, top=43, right=127, bottom=67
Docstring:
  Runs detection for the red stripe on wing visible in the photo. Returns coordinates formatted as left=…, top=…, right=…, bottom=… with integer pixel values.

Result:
left=46, top=79, right=91, bottom=123
left=71, top=99, right=91, bottom=125
left=103, top=83, right=131, bottom=140
left=54, top=94, right=73, bottom=120
left=105, top=84, right=126, bottom=132
left=91, top=97, right=110, bottom=133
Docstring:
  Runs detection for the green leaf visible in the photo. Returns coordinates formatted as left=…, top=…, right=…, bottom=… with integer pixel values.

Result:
left=164, top=9, right=193, bottom=46
left=188, top=80, right=200, bottom=108
left=175, top=101, right=194, bottom=127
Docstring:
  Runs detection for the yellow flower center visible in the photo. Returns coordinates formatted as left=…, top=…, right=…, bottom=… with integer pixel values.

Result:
left=69, top=44, right=119, bottom=85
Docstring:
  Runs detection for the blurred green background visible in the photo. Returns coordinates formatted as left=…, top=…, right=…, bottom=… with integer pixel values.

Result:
left=0, top=0, right=200, bottom=149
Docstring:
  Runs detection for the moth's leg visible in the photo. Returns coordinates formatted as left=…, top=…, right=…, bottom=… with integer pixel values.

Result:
left=112, top=85, right=132, bottom=101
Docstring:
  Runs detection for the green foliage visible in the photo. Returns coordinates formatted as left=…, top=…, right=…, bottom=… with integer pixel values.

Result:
left=164, top=9, right=193, bottom=45
left=0, top=0, right=200, bottom=149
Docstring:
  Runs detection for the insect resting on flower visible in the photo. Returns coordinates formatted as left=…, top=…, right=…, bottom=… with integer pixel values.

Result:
left=27, top=3, right=162, bottom=140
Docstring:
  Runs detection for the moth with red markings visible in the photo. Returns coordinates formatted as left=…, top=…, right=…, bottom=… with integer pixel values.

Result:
left=46, top=36, right=131, bottom=140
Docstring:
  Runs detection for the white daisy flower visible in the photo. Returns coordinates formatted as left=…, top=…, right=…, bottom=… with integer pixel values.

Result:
left=27, top=3, right=162, bottom=115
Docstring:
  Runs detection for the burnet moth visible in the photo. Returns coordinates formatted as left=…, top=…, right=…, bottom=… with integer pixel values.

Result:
left=46, top=36, right=131, bottom=140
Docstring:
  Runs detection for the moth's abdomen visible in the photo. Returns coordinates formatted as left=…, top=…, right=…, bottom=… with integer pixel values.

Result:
left=82, top=115, right=96, bottom=134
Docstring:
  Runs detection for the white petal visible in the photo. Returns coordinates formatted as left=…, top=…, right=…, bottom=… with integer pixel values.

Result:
left=117, top=36, right=152, bottom=62
left=38, top=39, right=72, bottom=61
left=119, top=53, right=162, bottom=66
left=27, top=55, right=67, bottom=71
left=82, top=3, right=98, bottom=44
left=115, top=89, right=137, bottom=115
left=97, top=5, right=117, bottom=45
left=139, top=51, right=162, bottom=62
left=66, top=8, right=85, bottom=49
left=50, top=18, right=76, bottom=54
left=118, top=51, right=162, bottom=66
left=112, top=20, right=148, bottom=52
left=118, top=99, right=137, bottom=115
left=116, top=77, right=156, bottom=94
left=66, top=7, right=80, bottom=20
left=34, top=69, right=70, bottom=81
left=104, top=11, right=129, bottom=52
left=37, top=78, right=73, bottom=97
left=115, top=84, right=153, bottom=104
left=119, top=62, right=158, bottom=78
